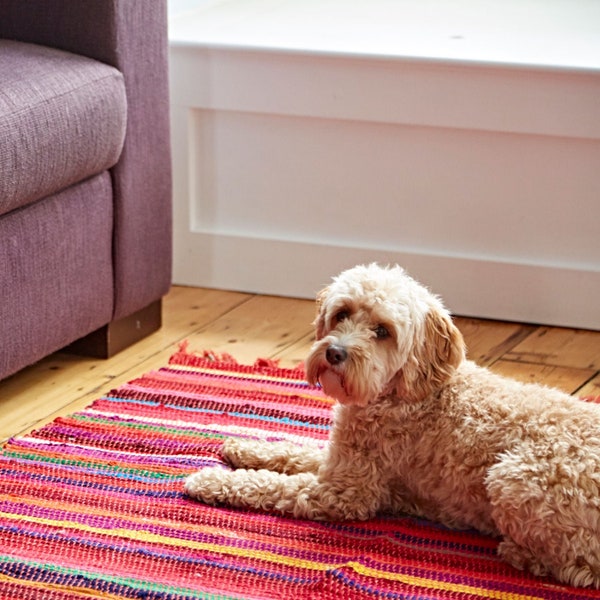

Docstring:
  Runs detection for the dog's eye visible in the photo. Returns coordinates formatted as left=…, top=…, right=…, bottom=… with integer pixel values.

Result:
left=335, top=310, right=349, bottom=323
left=374, top=325, right=390, bottom=339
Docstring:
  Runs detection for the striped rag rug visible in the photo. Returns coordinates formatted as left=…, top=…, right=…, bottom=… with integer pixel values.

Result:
left=1, top=346, right=599, bottom=600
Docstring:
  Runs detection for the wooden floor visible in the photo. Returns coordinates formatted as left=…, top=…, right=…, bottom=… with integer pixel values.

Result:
left=1, top=285, right=599, bottom=444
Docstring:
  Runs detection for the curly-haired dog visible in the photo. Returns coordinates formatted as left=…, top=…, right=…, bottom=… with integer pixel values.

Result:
left=185, top=263, right=600, bottom=588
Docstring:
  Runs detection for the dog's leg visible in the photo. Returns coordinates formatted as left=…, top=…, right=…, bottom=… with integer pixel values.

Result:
left=184, top=465, right=379, bottom=521
left=497, top=537, right=549, bottom=577
left=185, top=468, right=316, bottom=514
left=222, top=438, right=326, bottom=474
left=498, top=532, right=600, bottom=588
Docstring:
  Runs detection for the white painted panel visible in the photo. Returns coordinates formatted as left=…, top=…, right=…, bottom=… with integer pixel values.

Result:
left=169, top=1, right=600, bottom=330
left=189, top=108, right=599, bottom=270
left=171, top=45, right=600, bottom=139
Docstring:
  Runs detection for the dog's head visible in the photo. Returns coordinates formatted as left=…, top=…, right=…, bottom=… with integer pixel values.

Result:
left=306, top=264, right=465, bottom=406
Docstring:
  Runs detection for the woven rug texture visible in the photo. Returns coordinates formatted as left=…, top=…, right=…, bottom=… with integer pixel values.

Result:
left=1, top=346, right=599, bottom=600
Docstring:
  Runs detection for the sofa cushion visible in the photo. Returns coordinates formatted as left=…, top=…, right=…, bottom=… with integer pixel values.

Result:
left=0, top=40, right=127, bottom=217
left=0, top=172, right=114, bottom=379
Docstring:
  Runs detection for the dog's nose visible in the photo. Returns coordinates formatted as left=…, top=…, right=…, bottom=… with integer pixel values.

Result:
left=326, top=344, right=347, bottom=365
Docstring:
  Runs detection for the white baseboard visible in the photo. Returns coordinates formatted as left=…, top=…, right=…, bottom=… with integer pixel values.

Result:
left=173, top=231, right=600, bottom=329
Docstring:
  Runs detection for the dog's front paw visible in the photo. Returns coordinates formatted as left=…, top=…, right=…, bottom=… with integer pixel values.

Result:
left=498, top=537, right=549, bottom=577
left=184, top=467, right=232, bottom=505
left=221, top=437, right=253, bottom=469
left=222, top=438, right=324, bottom=474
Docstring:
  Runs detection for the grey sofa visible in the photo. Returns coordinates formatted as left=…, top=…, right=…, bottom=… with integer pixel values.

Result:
left=0, top=0, right=172, bottom=380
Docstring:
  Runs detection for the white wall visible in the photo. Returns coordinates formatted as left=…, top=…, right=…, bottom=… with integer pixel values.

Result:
left=168, top=1, right=600, bottom=329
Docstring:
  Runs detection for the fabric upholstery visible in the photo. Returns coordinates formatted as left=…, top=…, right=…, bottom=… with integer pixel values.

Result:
left=0, top=0, right=172, bottom=320
left=0, top=0, right=172, bottom=380
left=0, top=40, right=126, bottom=217
left=0, top=173, right=114, bottom=379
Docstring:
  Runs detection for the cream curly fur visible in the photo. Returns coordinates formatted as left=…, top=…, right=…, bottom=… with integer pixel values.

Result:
left=185, top=263, right=600, bottom=588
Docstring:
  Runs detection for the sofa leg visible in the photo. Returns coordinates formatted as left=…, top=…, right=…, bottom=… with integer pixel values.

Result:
left=65, top=299, right=162, bottom=359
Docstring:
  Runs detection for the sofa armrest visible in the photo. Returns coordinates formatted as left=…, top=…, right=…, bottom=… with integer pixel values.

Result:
left=0, top=0, right=172, bottom=320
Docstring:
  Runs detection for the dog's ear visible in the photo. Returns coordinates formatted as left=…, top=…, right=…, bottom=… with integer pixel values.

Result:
left=394, top=306, right=465, bottom=401
left=313, top=286, right=329, bottom=340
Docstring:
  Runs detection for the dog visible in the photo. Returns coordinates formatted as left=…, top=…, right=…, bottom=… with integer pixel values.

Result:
left=185, top=263, right=600, bottom=588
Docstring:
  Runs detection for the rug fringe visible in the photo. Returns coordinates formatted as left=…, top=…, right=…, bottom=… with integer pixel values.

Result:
left=171, top=341, right=239, bottom=365
left=171, top=343, right=599, bottom=402
left=170, top=341, right=307, bottom=377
